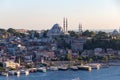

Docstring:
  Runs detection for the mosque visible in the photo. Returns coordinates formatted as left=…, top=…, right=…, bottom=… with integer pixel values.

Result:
left=47, top=18, right=68, bottom=37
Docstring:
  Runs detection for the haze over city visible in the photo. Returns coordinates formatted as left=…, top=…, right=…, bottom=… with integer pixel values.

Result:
left=0, top=0, right=120, bottom=30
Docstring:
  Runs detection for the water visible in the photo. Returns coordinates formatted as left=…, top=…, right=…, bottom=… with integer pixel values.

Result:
left=1, top=66, right=120, bottom=80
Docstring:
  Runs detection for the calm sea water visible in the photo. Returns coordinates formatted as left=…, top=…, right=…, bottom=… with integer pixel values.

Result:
left=1, top=66, right=120, bottom=80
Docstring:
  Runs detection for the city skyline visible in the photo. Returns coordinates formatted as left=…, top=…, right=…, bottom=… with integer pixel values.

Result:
left=0, top=0, right=120, bottom=30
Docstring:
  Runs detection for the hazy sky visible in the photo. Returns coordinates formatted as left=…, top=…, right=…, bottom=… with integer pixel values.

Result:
left=0, top=0, right=120, bottom=30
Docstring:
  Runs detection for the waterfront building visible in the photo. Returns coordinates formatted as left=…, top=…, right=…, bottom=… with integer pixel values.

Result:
left=3, top=61, right=20, bottom=69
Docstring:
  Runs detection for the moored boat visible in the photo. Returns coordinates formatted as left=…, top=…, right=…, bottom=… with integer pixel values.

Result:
left=37, top=67, right=46, bottom=73
left=20, top=69, right=26, bottom=74
left=29, top=68, right=37, bottom=73
left=1, top=72, right=8, bottom=76
left=78, top=65, right=92, bottom=71
left=85, top=63, right=101, bottom=70
left=70, top=66, right=78, bottom=71
left=49, top=66, right=58, bottom=71
left=8, top=70, right=17, bottom=75
left=58, top=66, right=68, bottom=71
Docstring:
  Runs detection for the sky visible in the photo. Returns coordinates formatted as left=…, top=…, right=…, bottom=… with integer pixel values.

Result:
left=0, top=0, right=120, bottom=30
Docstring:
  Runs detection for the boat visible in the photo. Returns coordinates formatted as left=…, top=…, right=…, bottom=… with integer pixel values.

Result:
left=1, top=72, right=8, bottom=76
left=37, top=67, right=46, bottom=73
left=85, top=63, right=101, bottom=70
left=70, top=66, right=78, bottom=71
left=58, top=66, right=68, bottom=71
left=20, top=69, right=25, bottom=74
left=78, top=65, right=92, bottom=71
left=49, top=66, right=58, bottom=71
left=8, top=70, right=17, bottom=75
left=29, top=68, right=37, bottom=73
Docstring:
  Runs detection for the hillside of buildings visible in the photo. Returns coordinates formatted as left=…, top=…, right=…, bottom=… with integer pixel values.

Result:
left=0, top=25, right=120, bottom=70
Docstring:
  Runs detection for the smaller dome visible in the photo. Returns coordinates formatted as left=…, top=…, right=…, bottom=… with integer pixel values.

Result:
left=112, top=29, right=119, bottom=35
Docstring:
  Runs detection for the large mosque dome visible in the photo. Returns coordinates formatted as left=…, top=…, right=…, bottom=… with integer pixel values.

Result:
left=47, top=24, right=64, bottom=37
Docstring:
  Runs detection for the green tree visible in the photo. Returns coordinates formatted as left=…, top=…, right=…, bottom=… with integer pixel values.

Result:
left=82, top=30, right=96, bottom=37
left=94, top=31, right=108, bottom=39
left=43, top=30, right=48, bottom=37
left=68, top=31, right=78, bottom=37
left=7, top=28, right=16, bottom=34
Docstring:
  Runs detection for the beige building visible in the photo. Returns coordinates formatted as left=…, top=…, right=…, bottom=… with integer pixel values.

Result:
left=3, top=61, right=20, bottom=69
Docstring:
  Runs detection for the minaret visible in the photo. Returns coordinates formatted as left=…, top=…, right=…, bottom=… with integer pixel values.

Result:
left=79, top=23, right=82, bottom=36
left=66, top=18, right=68, bottom=33
left=63, top=18, right=65, bottom=33
left=119, top=27, right=120, bottom=33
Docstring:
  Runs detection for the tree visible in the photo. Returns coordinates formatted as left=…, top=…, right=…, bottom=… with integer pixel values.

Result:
left=68, top=31, right=78, bottom=37
left=82, top=30, right=96, bottom=37
left=94, top=31, right=108, bottom=39
left=0, top=28, right=6, bottom=33
left=43, top=30, right=48, bottom=37
left=0, top=28, right=9, bottom=38
left=7, top=28, right=16, bottom=34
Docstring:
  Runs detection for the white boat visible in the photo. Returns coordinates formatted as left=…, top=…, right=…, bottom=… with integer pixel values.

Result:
left=8, top=70, right=17, bottom=75
left=70, top=66, right=78, bottom=71
left=1, top=72, right=8, bottom=76
left=85, top=63, right=101, bottom=70
left=49, top=66, right=58, bottom=71
left=37, top=67, right=46, bottom=73
left=58, top=66, right=68, bottom=71
left=78, top=65, right=92, bottom=71
left=20, top=69, right=25, bottom=74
